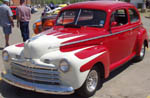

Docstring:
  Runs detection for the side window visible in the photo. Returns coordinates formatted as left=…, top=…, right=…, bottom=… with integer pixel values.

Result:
left=77, top=10, right=106, bottom=27
left=110, top=9, right=128, bottom=26
left=78, top=10, right=93, bottom=21
left=128, top=8, right=139, bottom=23
left=57, top=10, right=77, bottom=25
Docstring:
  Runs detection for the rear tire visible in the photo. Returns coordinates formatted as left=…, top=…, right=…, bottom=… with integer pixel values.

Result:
left=77, top=66, right=102, bottom=97
left=134, top=42, right=145, bottom=62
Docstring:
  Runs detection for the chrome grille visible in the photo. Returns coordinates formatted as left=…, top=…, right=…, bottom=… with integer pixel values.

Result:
left=11, top=62, right=60, bottom=85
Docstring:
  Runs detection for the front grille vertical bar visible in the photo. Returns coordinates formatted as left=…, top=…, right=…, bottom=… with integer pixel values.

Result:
left=28, top=59, right=34, bottom=86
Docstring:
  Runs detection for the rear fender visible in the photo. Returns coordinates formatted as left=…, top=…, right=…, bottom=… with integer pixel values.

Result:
left=136, top=27, right=149, bottom=56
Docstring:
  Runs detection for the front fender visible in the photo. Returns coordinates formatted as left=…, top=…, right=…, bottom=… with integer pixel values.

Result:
left=76, top=45, right=110, bottom=79
left=40, top=45, right=110, bottom=89
left=3, top=43, right=24, bottom=59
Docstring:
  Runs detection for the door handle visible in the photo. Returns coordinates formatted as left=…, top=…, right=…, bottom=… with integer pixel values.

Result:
left=100, top=42, right=103, bottom=45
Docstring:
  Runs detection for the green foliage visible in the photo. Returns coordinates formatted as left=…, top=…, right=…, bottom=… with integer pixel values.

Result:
left=44, top=0, right=69, bottom=4
left=124, top=0, right=130, bottom=2
left=31, top=0, right=86, bottom=5
left=0, top=2, right=2, bottom=4
left=0, top=0, right=2, bottom=4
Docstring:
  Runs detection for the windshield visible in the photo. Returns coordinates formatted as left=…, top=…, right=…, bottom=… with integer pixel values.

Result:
left=56, top=9, right=106, bottom=28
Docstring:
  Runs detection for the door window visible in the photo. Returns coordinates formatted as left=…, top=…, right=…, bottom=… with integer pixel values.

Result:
left=110, top=9, right=128, bottom=26
left=128, top=8, right=139, bottom=23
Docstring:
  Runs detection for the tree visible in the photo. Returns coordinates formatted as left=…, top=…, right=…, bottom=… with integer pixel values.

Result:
left=0, top=0, right=2, bottom=4
left=30, top=0, right=86, bottom=5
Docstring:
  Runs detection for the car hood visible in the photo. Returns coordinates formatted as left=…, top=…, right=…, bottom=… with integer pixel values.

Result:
left=23, top=27, right=107, bottom=59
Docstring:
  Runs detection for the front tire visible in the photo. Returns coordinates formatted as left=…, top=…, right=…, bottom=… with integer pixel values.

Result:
left=77, top=66, right=102, bottom=97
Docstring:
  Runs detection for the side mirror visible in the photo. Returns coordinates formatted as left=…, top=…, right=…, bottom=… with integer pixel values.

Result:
left=111, top=21, right=117, bottom=27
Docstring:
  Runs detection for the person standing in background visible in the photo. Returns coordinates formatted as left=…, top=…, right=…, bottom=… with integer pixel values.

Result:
left=16, top=0, right=31, bottom=42
left=0, top=0, right=14, bottom=47
left=146, top=0, right=150, bottom=8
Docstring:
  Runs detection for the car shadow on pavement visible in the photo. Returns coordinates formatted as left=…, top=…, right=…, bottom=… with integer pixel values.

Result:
left=104, top=60, right=134, bottom=82
left=0, top=80, right=85, bottom=98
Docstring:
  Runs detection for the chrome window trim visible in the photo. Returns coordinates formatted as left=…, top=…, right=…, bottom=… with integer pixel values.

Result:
left=75, top=9, right=81, bottom=25
left=61, top=25, right=141, bottom=46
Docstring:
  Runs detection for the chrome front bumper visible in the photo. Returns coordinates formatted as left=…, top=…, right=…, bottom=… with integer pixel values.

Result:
left=1, top=72, right=74, bottom=95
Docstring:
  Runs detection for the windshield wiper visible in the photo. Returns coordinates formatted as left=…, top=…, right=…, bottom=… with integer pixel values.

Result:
left=64, top=24, right=81, bottom=28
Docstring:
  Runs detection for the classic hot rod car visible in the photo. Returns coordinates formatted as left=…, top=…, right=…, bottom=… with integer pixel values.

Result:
left=1, top=1, right=149, bottom=97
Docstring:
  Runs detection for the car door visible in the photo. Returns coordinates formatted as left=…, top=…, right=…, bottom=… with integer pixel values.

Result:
left=107, top=8, right=132, bottom=64
left=127, top=8, right=140, bottom=53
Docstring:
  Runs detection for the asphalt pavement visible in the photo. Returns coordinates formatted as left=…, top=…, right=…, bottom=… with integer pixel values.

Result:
left=0, top=8, right=150, bottom=98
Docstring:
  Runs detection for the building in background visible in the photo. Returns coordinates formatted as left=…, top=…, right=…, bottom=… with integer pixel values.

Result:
left=10, top=0, right=31, bottom=6
left=130, top=0, right=144, bottom=8
left=120, top=0, right=145, bottom=9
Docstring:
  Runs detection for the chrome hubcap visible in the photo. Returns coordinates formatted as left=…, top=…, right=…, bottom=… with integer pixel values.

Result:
left=140, top=44, right=145, bottom=57
left=86, top=70, right=98, bottom=92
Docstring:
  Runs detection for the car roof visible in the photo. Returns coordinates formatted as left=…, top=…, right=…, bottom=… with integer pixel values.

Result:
left=62, top=1, right=134, bottom=11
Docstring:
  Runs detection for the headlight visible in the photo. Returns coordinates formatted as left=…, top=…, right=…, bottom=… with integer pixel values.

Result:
left=43, top=59, right=51, bottom=64
left=59, top=59, right=70, bottom=73
left=2, top=51, right=9, bottom=62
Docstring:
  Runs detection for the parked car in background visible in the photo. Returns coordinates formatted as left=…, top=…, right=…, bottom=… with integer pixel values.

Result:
left=33, top=15, right=56, bottom=34
left=10, top=6, right=17, bottom=19
left=1, top=1, right=149, bottom=97
left=31, top=6, right=38, bottom=14
left=33, top=4, right=68, bottom=34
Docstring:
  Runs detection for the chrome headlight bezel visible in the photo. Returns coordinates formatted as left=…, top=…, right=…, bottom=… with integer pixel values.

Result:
left=59, top=59, right=70, bottom=73
left=43, top=59, right=51, bottom=64
left=2, top=51, right=10, bottom=62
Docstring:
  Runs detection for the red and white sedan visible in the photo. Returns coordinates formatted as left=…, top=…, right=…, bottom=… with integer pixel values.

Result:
left=1, top=1, right=149, bottom=97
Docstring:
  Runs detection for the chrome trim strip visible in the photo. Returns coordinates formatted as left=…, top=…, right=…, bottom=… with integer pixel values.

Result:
left=61, top=25, right=142, bottom=46
left=11, top=62, right=59, bottom=74
left=12, top=68, right=59, bottom=79
left=1, top=72, right=74, bottom=95
left=11, top=58, right=57, bottom=70
left=12, top=71, right=60, bottom=83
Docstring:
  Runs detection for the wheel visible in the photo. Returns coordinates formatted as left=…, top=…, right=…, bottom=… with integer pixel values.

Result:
left=134, top=42, right=146, bottom=62
left=77, top=66, right=102, bottom=97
